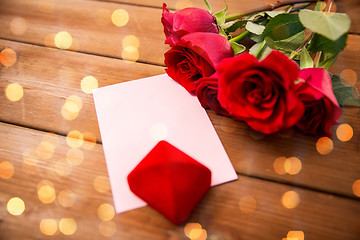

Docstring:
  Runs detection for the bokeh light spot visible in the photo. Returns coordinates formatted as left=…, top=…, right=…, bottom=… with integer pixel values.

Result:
left=66, top=130, right=84, bottom=149
left=66, top=148, right=84, bottom=166
left=336, top=123, right=353, bottom=142
left=184, top=223, right=202, bottom=238
left=284, top=157, right=302, bottom=175
left=81, top=76, right=98, bottom=94
left=0, top=48, right=17, bottom=67
left=281, top=191, right=300, bottom=209
left=36, top=141, right=55, bottom=160
left=99, top=221, right=117, bottom=237
left=40, top=219, right=58, bottom=235
left=273, top=157, right=287, bottom=175
left=7, top=197, right=25, bottom=216
left=94, top=176, right=110, bottom=193
left=37, top=180, right=56, bottom=204
left=64, top=95, right=83, bottom=114
left=352, top=179, right=360, bottom=197
left=5, top=83, right=23, bottom=102
left=239, top=195, right=257, bottom=214
left=111, top=9, right=129, bottom=27
left=61, top=105, right=79, bottom=120
left=55, top=31, right=73, bottom=50
left=58, top=189, right=76, bottom=208
left=340, top=69, right=357, bottom=86
left=0, top=161, right=15, bottom=179
left=316, top=137, right=333, bottom=155
left=149, top=123, right=168, bottom=141
left=122, top=46, right=139, bottom=63
left=98, top=203, right=115, bottom=221
left=10, top=17, right=28, bottom=36
left=59, top=218, right=77, bottom=235
left=82, top=132, right=97, bottom=150
left=122, top=35, right=140, bottom=48
left=287, top=231, right=305, bottom=240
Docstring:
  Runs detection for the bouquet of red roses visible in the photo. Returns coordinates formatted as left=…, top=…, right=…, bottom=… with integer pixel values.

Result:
left=161, top=0, right=359, bottom=137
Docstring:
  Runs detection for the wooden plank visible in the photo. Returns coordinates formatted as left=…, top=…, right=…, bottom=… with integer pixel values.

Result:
left=0, top=0, right=168, bottom=65
left=1, top=37, right=360, bottom=198
left=1, top=122, right=359, bottom=239
left=96, top=0, right=360, bottom=34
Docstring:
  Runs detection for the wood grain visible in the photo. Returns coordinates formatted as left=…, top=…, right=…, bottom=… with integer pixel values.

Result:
left=1, top=122, right=359, bottom=239
left=1, top=38, right=360, bottom=198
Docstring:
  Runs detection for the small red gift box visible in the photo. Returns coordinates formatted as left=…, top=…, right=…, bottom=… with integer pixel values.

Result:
left=127, top=140, right=211, bottom=224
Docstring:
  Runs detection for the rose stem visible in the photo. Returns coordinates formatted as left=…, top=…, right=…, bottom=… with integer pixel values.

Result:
left=229, top=30, right=249, bottom=43
left=255, top=39, right=267, bottom=59
left=225, top=0, right=318, bottom=22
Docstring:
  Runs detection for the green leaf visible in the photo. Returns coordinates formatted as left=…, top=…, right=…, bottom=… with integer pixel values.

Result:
left=331, top=74, right=360, bottom=107
left=265, top=10, right=286, bottom=18
left=214, top=3, right=228, bottom=25
left=261, top=13, right=305, bottom=41
left=225, top=20, right=247, bottom=32
left=266, top=30, right=305, bottom=51
left=314, top=1, right=326, bottom=11
left=318, top=53, right=337, bottom=70
left=218, top=26, right=228, bottom=38
left=309, top=33, right=348, bottom=55
left=245, top=21, right=265, bottom=35
left=230, top=42, right=246, bottom=55
left=203, top=0, right=212, bottom=13
left=299, top=9, right=351, bottom=41
left=249, top=41, right=272, bottom=60
left=300, top=47, right=313, bottom=69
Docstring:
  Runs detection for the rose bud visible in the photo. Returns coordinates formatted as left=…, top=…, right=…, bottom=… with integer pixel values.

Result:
left=295, top=68, right=341, bottom=137
left=165, top=32, right=234, bottom=92
left=161, top=3, right=219, bottom=46
left=195, top=73, right=229, bottom=116
left=217, top=50, right=304, bottom=134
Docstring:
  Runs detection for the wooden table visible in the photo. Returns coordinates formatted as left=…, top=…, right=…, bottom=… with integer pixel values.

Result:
left=1, top=0, right=359, bottom=239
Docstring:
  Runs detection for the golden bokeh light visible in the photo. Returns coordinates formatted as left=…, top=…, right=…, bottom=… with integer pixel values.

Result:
left=336, top=123, right=353, bottom=142
left=281, top=191, right=300, bottom=209
left=93, top=175, right=110, bottom=193
left=94, top=9, right=112, bottom=26
left=55, top=31, right=73, bottom=50
left=99, top=221, right=117, bottom=237
left=53, top=159, right=72, bottom=176
left=352, top=179, right=360, bottom=197
left=7, top=197, right=25, bottom=216
left=82, top=132, right=97, bottom=150
left=38, top=0, right=55, bottom=13
left=61, top=105, right=79, bottom=120
left=273, top=157, right=287, bottom=175
left=111, top=9, right=129, bottom=27
left=10, top=17, right=28, bottom=36
left=0, top=161, right=15, bottom=179
left=316, top=137, right=333, bottom=155
left=190, top=229, right=207, bottom=240
left=40, top=219, right=58, bottom=235
left=5, top=83, right=23, bottom=102
left=0, top=48, right=17, bottom=67
left=284, top=157, right=302, bottom=175
left=36, top=141, right=55, bottom=160
left=340, top=69, right=357, bottom=86
left=184, top=223, right=202, bottom=239
left=37, top=180, right=56, bottom=204
left=81, top=76, right=98, bottom=94
left=64, top=95, right=83, bottom=114
left=59, top=218, right=77, bottom=235
left=239, top=195, right=257, bottom=214
left=122, top=35, right=140, bottom=48
left=66, top=130, right=84, bottom=149
left=66, top=148, right=84, bottom=166
left=149, top=123, right=168, bottom=141
left=98, top=203, right=115, bottom=221
left=287, top=231, right=304, bottom=240
left=58, top=189, right=76, bottom=208
left=122, top=46, right=139, bottom=63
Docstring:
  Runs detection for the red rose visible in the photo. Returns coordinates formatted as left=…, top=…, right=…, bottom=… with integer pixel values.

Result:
left=164, top=32, right=234, bottom=92
left=217, top=51, right=304, bottom=134
left=295, top=68, right=341, bottom=137
left=195, top=73, right=229, bottom=116
left=161, top=3, right=219, bottom=46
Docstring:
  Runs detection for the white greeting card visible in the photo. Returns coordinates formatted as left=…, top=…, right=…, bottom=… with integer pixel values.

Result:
left=93, top=74, right=237, bottom=213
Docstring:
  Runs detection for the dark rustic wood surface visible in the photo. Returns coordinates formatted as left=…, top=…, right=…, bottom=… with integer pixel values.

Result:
left=1, top=0, right=359, bottom=239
